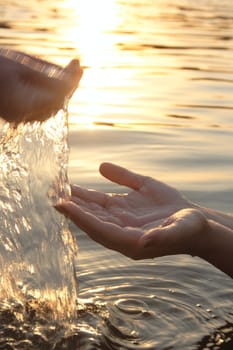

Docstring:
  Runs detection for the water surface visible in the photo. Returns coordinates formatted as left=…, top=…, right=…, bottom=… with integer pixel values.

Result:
left=0, top=0, right=233, bottom=349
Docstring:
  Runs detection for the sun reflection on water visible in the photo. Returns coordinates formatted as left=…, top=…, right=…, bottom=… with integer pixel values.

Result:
left=59, top=0, right=185, bottom=130
left=60, top=0, right=133, bottom=128
left=64, top=0, right=119, bottom=67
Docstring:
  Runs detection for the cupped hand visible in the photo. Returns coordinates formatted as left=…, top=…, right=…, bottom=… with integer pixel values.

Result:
left=55, top=162, right=207, bottom=259
left=0, top=48, right=82, bottom=124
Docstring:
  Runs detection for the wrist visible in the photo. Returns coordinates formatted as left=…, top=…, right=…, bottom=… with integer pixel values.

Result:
left=195, top=219, right=233, bottom=278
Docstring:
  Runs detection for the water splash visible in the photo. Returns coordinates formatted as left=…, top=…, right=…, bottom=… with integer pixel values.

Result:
left=0, top=111, right=78, bottom=320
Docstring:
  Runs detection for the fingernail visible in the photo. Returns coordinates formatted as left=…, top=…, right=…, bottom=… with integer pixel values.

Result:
left=140, top=236, right=151, bottom=248
left=54, top=201, right=68, bottom=213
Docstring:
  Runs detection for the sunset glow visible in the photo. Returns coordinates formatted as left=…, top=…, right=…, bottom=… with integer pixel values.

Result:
left=59, top=0, right=186, bottom=130
left=62, top=0, right=119, bottom=67
left=60, top=0, right=124, bottom=127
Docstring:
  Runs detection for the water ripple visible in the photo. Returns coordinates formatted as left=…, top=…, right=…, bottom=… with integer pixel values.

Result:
left=76, top=252, right=233, bottom=350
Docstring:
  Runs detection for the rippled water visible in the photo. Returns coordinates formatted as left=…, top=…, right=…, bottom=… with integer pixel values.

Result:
left=0, top=0, right=233, bottom=349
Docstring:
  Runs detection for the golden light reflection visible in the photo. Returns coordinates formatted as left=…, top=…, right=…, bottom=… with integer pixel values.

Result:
left=61, top=0, right=180, bottom=130
left=64, top=0, right=119, bottom=67
left=61, top=0, right=122, bottom=127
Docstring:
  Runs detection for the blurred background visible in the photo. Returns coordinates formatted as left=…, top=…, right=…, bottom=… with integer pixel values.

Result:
left=0, top=1, right=233, bottom=349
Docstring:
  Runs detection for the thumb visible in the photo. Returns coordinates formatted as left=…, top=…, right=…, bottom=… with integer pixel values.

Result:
left=139, top=221, right=181, bottom=258
left=140, top=209, right=206, bottom=257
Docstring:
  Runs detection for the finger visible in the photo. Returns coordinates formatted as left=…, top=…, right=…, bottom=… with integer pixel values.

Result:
left=139, top=212, right=193, bottom=257
left=138, top=225, right=174, bottom=258
left=99, top=162, right=149, bottom=191
left=55, top=201, right=128, bottom=251
left=0, top=49, right=83, bottom=124
left=71, top=184, right=110, bottom=206
left=71, top=195, right=102, bottom=211
left=19, top=58, right=82, bottom=98
left=17, top=58, right=82, bottom=123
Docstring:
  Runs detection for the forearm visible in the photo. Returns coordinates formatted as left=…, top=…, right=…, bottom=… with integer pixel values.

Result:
left=197, top=219, right=233, bottom=278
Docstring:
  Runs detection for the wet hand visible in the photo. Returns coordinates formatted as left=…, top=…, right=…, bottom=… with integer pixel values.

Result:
left=0, top=48, right=83, bottom=124
left=55, top=162, right=207, bottom=259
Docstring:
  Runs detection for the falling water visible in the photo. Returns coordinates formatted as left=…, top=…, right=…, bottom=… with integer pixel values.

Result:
left=0, top=111, right=78, bottom=321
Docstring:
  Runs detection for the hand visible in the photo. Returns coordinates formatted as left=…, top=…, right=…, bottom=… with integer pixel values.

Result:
left=55, top=163, right=207, bottom=259
left=0, top=48, right=82, bottom=124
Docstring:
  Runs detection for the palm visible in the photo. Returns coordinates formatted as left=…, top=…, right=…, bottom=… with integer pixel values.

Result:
left=55, top=163, right=206, bottom=259
left=71, top=162, right=190, bottom=230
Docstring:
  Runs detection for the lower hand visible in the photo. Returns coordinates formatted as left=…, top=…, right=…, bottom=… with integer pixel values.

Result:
left=55, top=162, right=207, bottom=259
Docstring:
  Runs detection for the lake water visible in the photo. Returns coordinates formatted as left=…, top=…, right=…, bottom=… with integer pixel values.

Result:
left=0, top=0, right=233, bottom=349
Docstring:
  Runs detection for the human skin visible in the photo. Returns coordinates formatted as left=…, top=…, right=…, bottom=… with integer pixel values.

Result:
left=55, top=162, right=233, bottom=279
left=0, top=48, right=82, bottom=124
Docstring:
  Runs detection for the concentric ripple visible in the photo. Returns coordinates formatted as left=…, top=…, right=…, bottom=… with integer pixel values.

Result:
left=76, top=245, right=233, bottom=350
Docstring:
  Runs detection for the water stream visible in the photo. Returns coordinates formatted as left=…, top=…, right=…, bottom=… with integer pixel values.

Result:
left=0, top=111, right=78, bottom=322
left=0, top=0, right=233, bottom=348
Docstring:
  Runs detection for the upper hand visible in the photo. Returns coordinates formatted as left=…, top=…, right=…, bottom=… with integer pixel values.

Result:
left=0, top=48, right=82, bottom=124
